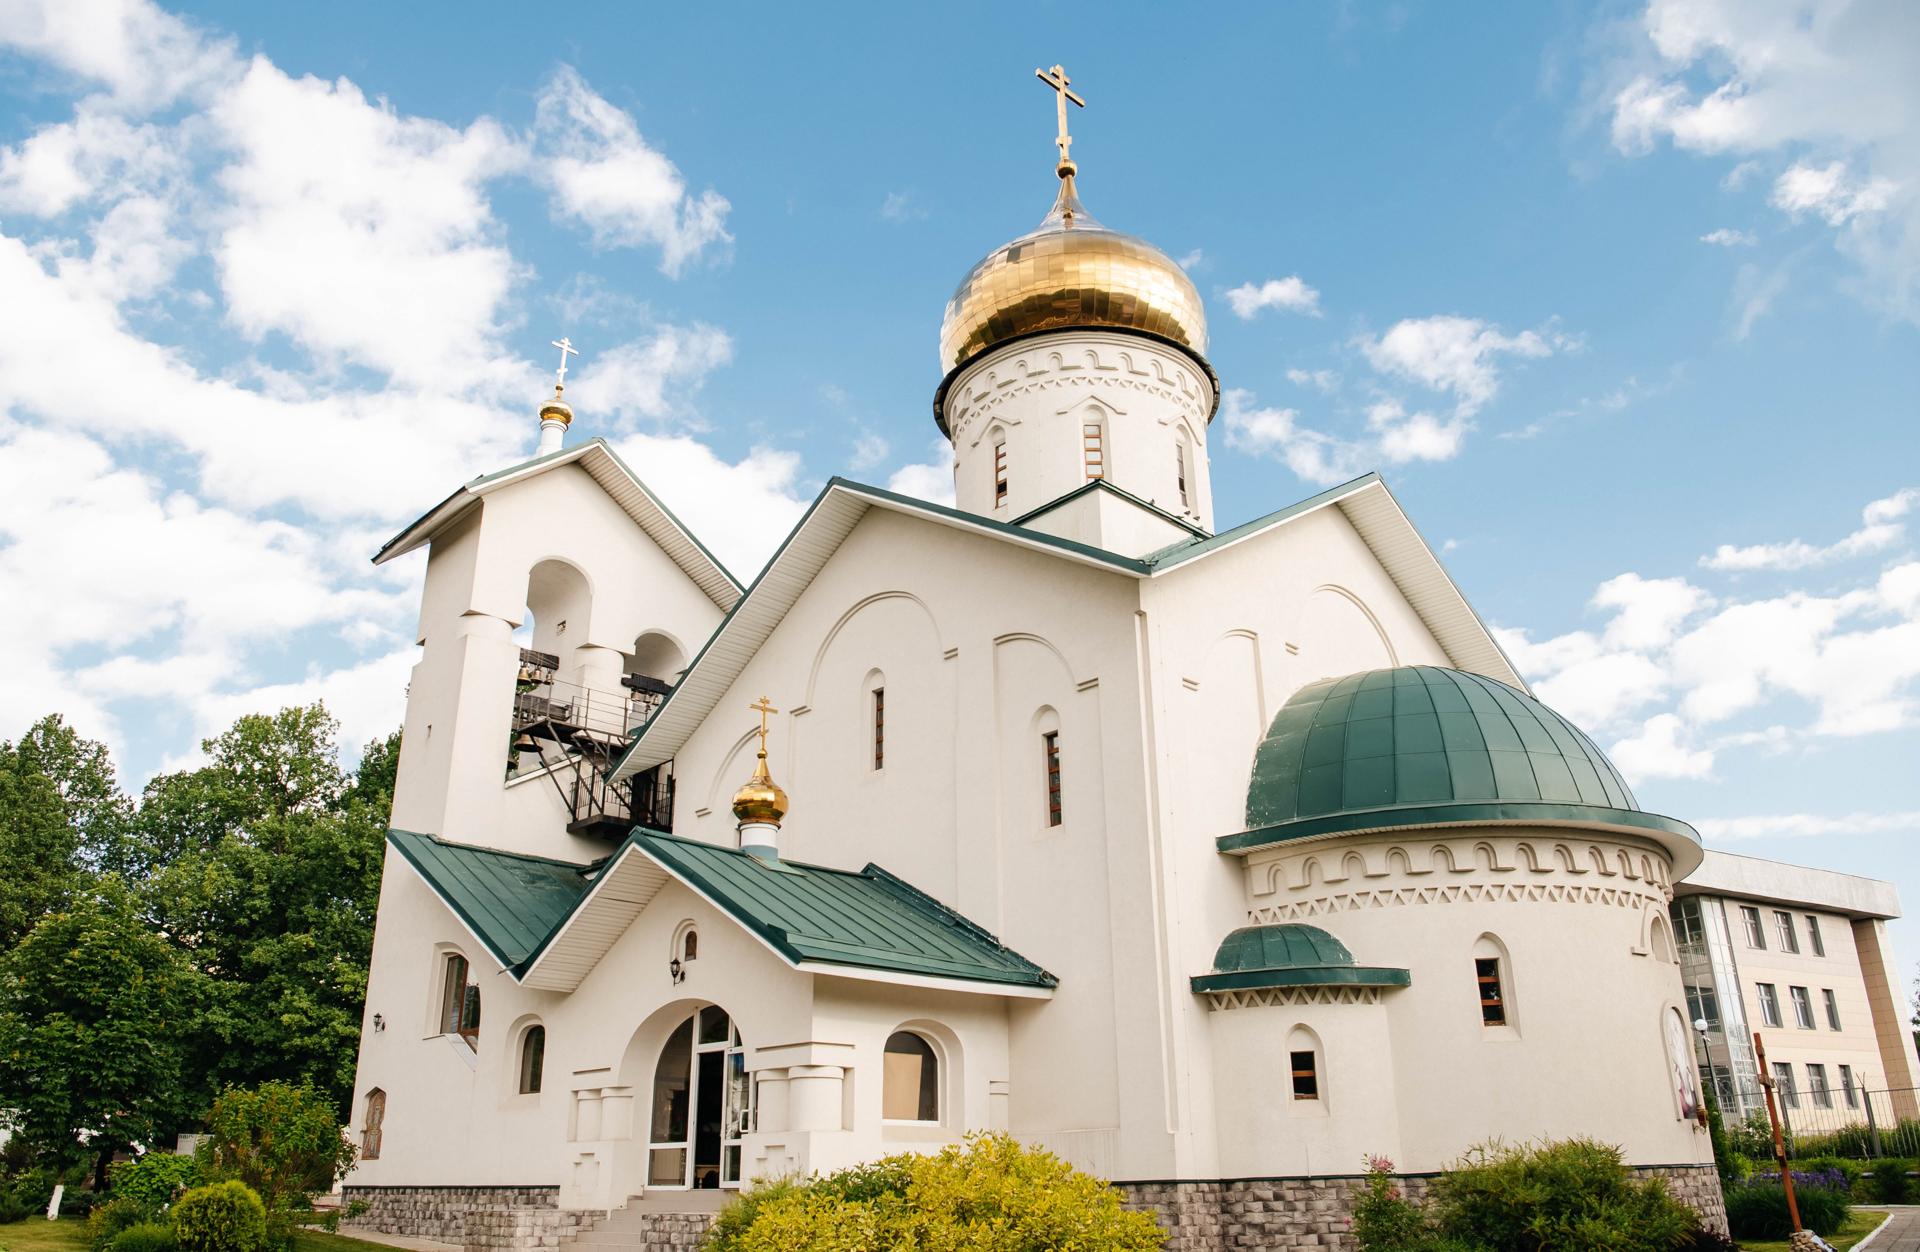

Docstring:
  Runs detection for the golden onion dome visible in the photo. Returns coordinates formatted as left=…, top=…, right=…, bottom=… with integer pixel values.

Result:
left=937, top=173, right=1208, bottom=379
left=730, top=751, right=789, bottom=826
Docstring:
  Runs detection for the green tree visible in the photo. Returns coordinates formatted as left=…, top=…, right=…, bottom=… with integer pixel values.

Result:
left=11, top=713, right=134, bottom=872
left=0, top=885, right=197, bottom=1186
left=136, top=709, right=397, bottom=1112
left=198, top=1082, right=356, bottom=1249
left=0, top=713, right=121, bottom=947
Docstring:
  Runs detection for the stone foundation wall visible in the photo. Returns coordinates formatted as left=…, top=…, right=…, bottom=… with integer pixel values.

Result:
left=463, top=1206, right=601, bottom=1252
left=342, top=1186, right=558, bottom=1242
left=1119, top=1164, right=1724, bottom=1251
left=599, top=1214, right=716, bottom=1249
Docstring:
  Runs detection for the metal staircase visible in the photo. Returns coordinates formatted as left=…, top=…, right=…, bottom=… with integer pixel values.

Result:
left=511, top=648, right=674, bottom=840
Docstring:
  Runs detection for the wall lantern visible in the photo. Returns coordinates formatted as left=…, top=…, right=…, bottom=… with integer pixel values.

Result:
left=372, top=1013, right=386, bottom=1033
left=669, top=958, right=684, bottom=985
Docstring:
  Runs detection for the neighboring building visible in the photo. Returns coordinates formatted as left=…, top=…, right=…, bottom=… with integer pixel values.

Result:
left=344, top=76, right=1728, bottom=1249
left=1673, top=851, right=1920, bottom=1130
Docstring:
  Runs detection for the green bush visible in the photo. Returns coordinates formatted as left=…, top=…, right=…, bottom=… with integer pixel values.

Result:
left=706, top=1134, right=1162, bottom=1252
left=197, top=1083, right=355, bottom=1250
left=1722, top=1169, right=1851, bottom=1239
left=1350, top=1162, right=1479, bottom=1252
left=1871, top=1158, right=1913, bottom=1204
left=1724, top=1111, right=1777, bottom=1161
left=111, top=1154, right=203, bottom=1211
left=1427, top=1139, right=1698, bottom=1252
left=171, top=1182, right=268, bottom=1252
left=91, top=1196, right=162, bottom=1251
left=110, top=1223, right=180, bottom=1252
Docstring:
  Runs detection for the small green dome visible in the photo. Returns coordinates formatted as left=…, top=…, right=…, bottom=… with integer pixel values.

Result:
left=1191, top=924, right=1410, bottom=994
left=1224, top=666, right=1699, bottom=861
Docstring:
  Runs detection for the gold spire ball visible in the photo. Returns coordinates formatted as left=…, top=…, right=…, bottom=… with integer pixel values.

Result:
left=935, top=65, right=1208, bottom=390
left=731, top=697, right=789, bottom=826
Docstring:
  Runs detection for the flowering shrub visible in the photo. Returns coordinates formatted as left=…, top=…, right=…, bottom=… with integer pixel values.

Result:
left=1723, top=1168, right=1851, bottom=1238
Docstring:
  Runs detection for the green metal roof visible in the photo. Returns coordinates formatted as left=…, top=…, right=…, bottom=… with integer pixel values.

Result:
left=388, top=830, right=592, bottom=968
left=1220, top=666, right=1701, bottom=856
left=628, top=830, right=1056, bottom=988
left=1190, top=923, right=1411, bottom=994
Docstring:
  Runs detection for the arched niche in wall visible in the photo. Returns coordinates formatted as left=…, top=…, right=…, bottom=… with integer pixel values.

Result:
left=1292, top=585, right=1397, bottom=686
left=523, top=558, right=594, bottom=662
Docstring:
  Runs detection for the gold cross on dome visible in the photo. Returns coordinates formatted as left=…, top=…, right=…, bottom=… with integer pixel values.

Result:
left=749, top=696, right=779, bottom=752
left=551, top=336, right=579, bottom=387
left=1035, top=64, right=1085, bottom=171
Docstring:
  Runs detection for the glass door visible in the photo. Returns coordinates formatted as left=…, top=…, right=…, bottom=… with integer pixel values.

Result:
left=646, top=1006, right=751, bottom=1190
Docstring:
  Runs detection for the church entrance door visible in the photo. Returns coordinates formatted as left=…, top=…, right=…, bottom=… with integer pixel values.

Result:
left=645, top=1004, right=751, bottom=1190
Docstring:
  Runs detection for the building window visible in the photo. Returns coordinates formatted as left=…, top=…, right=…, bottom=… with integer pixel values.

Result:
left=682, top=929, right=698, bottom=961
left=1772, top=1062, right=1800, bottom=1109
left=1841, top=1065, right=1858, bottom=1108
left=1684, top=982, right=1720, bottom=1030
left=871, top=686, right=885, bottom=771
left=1043, top=731, right=1062, bottom=827
left=1175, top=441, right=1190, bottom=508
left=1774, top=910, right=1800, bottom=953
left=1808, top=1063, right=1833, bottom=1108
left=1807, top=915, right=1826, bottom=957
left=1476, top=957, right=1507, bottom=1026
left=441, top=954, right=480, bottom=1045
left=1822, top=988, right=1841, bottom=1031
left=1290, top=1050, right=1319, bottom=1100
left=883, top=1031, right=939, bottom=1122
left=1756, top=982, right=1782, bottom=1028
left=1741, top=906, right=1767, bottom=949
left=519, top=1026, right=546, bottom=1094
left=1790, top=986, right=1815, bottom=1030
left=993, top=438, right=1008, bottom=505
left=361, top=1088, right=385, bottom=1161
left=1083, top=423, right=1104, bottom=479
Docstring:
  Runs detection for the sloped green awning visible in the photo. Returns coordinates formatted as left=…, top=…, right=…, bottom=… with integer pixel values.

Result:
left=388, top=829, right=591, bottom=968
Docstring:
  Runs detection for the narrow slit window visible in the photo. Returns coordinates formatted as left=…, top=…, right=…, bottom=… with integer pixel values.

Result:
left=994, top=441, right=1008, bottom=505
left=1823, top=988, right=1841, bottom=1031
left=1083, top=424, right=1104, bottom=479
left=1290, top=1050, right=1318, bottom=1100
left=518, top=1026, right=546, bottom=1094
left=1841, top=1064, right=1858, bottom=1108
left=1043, top=731, right=1062, bottom=827
left=1176, top=442, right=1189, bottom=507
left=1806, top=915, right=1825, bottom=957
left=1476, top=957, right=1506, bottom=1026
left=872, top=686, right=885, bottom=771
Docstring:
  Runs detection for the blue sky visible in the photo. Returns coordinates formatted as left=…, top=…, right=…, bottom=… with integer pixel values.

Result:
left=2, top=3, right=1917, bottom=971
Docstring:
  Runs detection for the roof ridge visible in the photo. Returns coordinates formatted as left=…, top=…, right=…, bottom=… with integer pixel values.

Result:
left=392, top=827, right=593, bottom=873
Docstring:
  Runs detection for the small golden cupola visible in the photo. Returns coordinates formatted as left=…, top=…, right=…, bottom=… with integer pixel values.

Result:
left=537, top=336, right=578, bottom=456
left=731, top=696, right=789, bottom=857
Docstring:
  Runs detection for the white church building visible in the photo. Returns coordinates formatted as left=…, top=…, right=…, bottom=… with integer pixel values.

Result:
left=344, top=72, right=1726, bottom=1249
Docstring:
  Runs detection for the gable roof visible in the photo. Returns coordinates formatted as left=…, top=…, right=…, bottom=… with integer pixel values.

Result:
left=610, top=472, right=1523, bottom=782
left=372, top=438, right=742, bottom=610
left=387, top=828, right=1055, bottom=998
left=1010, top=478, right=1210, bottom=540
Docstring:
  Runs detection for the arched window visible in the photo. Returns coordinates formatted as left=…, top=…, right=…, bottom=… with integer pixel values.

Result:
left=883, top=1031, right=940, bottom=1123
left=361, top=1088, right=385, bottom=1160
left=683, top=930, right=698, bottom=961
left=1286, top=1025, right=1323, bottom=1104
left=869, top=673, right=886, bottom=772
left=1175, top=434, right=1191, bottom=509
left=440, top=953, right=480, bottom=1046
left=991, top=429, right=1009, bottom=506
left=1043, top=730, right=1062, bottom=827
left=518, top=1026, right=546, bottom=1094
left=1473, top=935, right=1514, bottom=1030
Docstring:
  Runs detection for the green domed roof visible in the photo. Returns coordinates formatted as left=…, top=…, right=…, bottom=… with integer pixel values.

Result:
left=1219, top=666, right=1699, bottom=860
left=1190, top=923, right=1411, bottom=994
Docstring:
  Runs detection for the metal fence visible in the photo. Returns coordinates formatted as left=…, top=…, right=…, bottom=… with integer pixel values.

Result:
left=1722, top=1080, right=1920, bottom=1160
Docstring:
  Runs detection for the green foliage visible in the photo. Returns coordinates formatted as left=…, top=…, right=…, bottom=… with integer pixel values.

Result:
left=1351, top=1165, right=1432, bottom=1252
left=1723, top=1110, right=1777, bottom=1162
left=1703, top=1090, right=1735, bottom=1185
left=1870, top=1158, right=1913, bottom=1204
left=1426, top=1139, right=1698, bottom=1252
left=109, top=1156, right=202, bottom=1212
left=197, top=1083, right=355, bottom=1250
left=0, top=885, right=195, bottom=1172
left=1791, top=1118, right=1920, bottom=1160
left=171, top=1183, right=266, bottom=1252
left=1722, top=1169, right=1851, bottom=1239
left=109, top=1223, right=179, bottom=1252
left=707, top=1133, right=1163, bottom=1252
left=0, top=716, right=101, bottom=949
left=91, top=1198, right=162, bottom=1252
left=0, top=1166, right=64, bottom=1224
left=138, top=711, right=397, bottom=1113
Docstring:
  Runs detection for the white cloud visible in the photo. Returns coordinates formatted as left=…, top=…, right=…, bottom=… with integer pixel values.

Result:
left=166, top=648, right=416, bottom=774
left=1594, top=572, right=1713, bottom=650
left=562, top=325, right=733, bottom=426
left=535, top=65, right=730, bottom=275
left=1609, top=713, right=1715, bottom=781
left=1695, top=810, right=1920, bottom=841
left=1176, top=248, right=1204, bottom=271
left=607, top=434, right=809, bottom=580
left=879, top=191, right=925, bottom=223
left=1286, top=368, right=1340, bottom=392
left=0, top=0, right=238, bottom=111
left=884, top=444, right=956, bottom=507
left=1603, top=0, right=1920, bottom=320
left=1701, top=488, right=1917, bottom=570
left=848, top=432, right=889, bottom=473
left=1222, top=389, right=1467, bottom=486
left=0, top=106, right=185, bottom=216
left=1223, top=276, right=1321, bottom=319
left=1360, top=315, right=1559, bottom=415
left=1699, top=227, right=1756, bottom=247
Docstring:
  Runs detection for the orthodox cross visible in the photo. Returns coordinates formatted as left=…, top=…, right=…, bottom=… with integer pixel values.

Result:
left=1034, top=64, right=1086, bottom=170
left=749, top=696, right=778, bottom=753
left=551, top=336, right=579, bottom=388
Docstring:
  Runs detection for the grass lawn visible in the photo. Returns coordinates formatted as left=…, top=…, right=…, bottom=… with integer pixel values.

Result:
left=1738, top=1208, right=1890, bottom=1252
left=0, top=1220, right=412, bottom=1252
